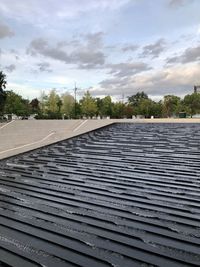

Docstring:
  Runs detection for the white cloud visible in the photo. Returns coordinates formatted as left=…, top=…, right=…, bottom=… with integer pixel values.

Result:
left=6, top=82, right=41, bottom=99
left=0, top=0, right=131, bottom=25
left=95, top=63, right=199, bottom=97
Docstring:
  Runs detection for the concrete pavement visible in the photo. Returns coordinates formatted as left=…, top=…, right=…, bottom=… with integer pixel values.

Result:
left=0, top=118, right=200, bottom=160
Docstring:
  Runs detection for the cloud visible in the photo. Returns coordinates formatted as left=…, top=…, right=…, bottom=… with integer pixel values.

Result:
left=107, top=62, right=152, bottom=78
left=96, top=63, right=199, bottom=97
left=5, top=64, right=16, bottom=72
left=141, top=38, right=166, bottom=58
left=168, top=0, right=194, bottom=8
left=27, top=34, right=106, bottom=69
left=122, top=45, right=139, bottom=52
left=28, top=38, right=71, bottom=62
left=0, top=21, right=14, bottom=39
left=37, top=62, right=52, bottom=72
left=85, top=32, right=104, bottom=49
left=0, top=0, right=131, bottom=25
left=166, top=45, right=200, bottom=64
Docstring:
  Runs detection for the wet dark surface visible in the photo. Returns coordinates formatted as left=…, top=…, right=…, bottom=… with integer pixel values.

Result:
left=0, top=123, right=200, bottom=267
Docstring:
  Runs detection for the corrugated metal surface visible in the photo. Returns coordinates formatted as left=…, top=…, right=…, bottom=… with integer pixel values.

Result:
left=0, top=123, right=200, bottom=267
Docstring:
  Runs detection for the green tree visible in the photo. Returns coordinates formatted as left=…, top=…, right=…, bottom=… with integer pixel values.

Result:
left=162, top=95, right=181, bottom=117
left=151, top=101, right=163, bottom=118
left=139, top=98, right=154, bottom=118
left=57, top=99, right=63, bottom=113
left=4, top=91, right=30, bottom=116
left=95, top=98, right=103, bottom=117
left=101, top=96, right=113, bottom=117
left=61, top=93, right=74, bottom=118
left=124, top=104, right=134, bottom=118
left=183, top=93, right=200, bottom=117
left=47, top=89, right=61, bottom=113
left=39, top=91, right=48, bottom=115
left=80, top=91, right=97, bottom=118
left=138, top=99, right=163, bottom=118
left=128, top=91, right=149, bottom=115
left=30, top=98, right=40, bottom=114
left=112, top=102, right=125, bottom=118
left=0, top=71, right=7, bottom=115
left=128, top=92, right=148, bottom=106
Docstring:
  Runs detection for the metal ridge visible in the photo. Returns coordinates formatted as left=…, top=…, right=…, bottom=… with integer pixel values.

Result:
left=0, top=123, right=200, bottom=267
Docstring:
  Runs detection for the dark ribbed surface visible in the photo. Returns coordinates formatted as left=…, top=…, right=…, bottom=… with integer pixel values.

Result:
left=0, top=123, right=200, bottom=267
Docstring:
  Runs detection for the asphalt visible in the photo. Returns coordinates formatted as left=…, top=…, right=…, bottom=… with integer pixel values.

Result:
left=0, top=123, right=200, bottom=266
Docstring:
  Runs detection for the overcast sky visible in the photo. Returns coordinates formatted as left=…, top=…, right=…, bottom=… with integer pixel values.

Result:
left=0, top=0, right=200, bottom=100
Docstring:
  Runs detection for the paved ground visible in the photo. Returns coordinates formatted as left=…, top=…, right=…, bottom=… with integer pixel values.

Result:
left=0, top=123, right=200, bottom=266
left=0, top=120, right=112, bottom=160
left=0, top=118, right=200, bottom=160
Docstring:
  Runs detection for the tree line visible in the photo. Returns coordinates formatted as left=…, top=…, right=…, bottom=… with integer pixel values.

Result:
left=1, top=70, right=200, bottom=120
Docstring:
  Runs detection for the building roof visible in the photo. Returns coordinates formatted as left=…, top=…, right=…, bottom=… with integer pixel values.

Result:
left=0, top=123, right=200, bottom=267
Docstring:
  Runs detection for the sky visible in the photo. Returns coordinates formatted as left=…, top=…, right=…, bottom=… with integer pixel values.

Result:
left=0, top=0, right=200, bottom=101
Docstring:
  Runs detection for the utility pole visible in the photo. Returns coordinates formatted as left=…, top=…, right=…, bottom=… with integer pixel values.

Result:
left=74, top=82, right=77, bottom=119
left=122, top=92, right=125, bottom=103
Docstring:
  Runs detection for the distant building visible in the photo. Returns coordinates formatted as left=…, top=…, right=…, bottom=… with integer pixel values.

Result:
left=194, top=85, right=200, bottom=93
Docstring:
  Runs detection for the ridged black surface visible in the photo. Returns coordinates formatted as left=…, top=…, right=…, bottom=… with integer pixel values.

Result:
left=0, top=123, right=200, bottom=267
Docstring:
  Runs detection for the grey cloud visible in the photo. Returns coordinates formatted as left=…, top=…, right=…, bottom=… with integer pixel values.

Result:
left=97, top=62, right=152, bottom=96
left=100, top=77, right=127, bottom=88
left=37, top=62, right=52, bottom=72
left=169, top=0, right=193, bottom=8
left=141, top=39, right=166, bottom=58
left=122, top=45, right=139, bottom=52
left=28, top=38, right=74, bottom=63
left=181, top=46, right=200, bottom=63
left=10, top=49, right=20, bottom=60
left=0, top=22, right=14, bottom=39
left=85, top=32, right=104, bottom=49
left=166, top=45, right=200, bottom=64
left=5, top=64, right=16, bottom=72
left=166, top=56, right=179, bottom=64
left=27, top=35, right=106, bottom=69
left=108, top=62, right=152, bottom=78
left=75, top=51, right=105, bottom=69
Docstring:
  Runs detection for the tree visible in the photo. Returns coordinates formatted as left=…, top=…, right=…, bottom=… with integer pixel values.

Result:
left=151, top=101, right=163, bottom=118
left=124, top=104, right=134, bottom=118
left=112, top=102, right=125, bottom=118
left=138, top=99, right=162, bottom=118
left=61, top=93, right=74, bottom=118
left=101, top=96, right=113, bottom=117
left=30, top=98, right=40, bottom=114
left=95, top=98, right=103, bottom=117
left=139, top=98, right=155, bottom=118
left=47, top=89, right=60, bottom=113
left=4, top=91, right=30, bottom=116
left=128, top=91, right=148, bottom=106
left=0, top=71, right=7, bottom=115
left=162, top=95, right=181, bottom=117
left=183, top=93, right=200, bottom=117
left=39, top=91, right=48, bottom=115
left=128, top=91, right=149, bottom=115
left=57, top=99, right=63, bottom=113
left=80, top=91, right=97, bottom=118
